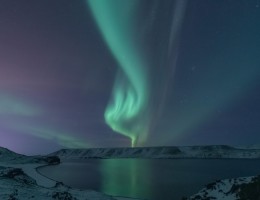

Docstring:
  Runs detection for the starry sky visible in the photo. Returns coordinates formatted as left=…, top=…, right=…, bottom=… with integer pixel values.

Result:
left=0, top=0, right=259, bottom=155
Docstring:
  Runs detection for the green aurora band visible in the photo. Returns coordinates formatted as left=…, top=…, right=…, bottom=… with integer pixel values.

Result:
left=87, top=0, right=149, bottom=147
left=0, top=94, right=41, bottom=116
left=0, top=93, right=88, bottom=149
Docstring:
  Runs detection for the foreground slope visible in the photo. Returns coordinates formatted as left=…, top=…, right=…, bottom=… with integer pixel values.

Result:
left=188, top=175, right=260, bottom=200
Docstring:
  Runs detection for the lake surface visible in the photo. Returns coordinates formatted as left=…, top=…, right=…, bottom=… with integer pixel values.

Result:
left=39, top=159, right=260, bottom=200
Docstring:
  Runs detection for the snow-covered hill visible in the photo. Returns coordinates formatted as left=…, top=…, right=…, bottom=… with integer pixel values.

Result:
left=0, top=147, right=59, bottom=164
left=50, top=145, right=260, bottom=160
left=188, top=175, right=260, bottom=200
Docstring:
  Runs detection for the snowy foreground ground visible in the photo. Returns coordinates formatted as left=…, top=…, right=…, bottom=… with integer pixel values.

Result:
left=0, top=147, right=136, bottom=200
left=188, top=175, right=260, bottom=200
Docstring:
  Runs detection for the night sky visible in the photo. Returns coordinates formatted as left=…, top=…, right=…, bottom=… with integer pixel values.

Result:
left=0, top=0, right=259, bottom=155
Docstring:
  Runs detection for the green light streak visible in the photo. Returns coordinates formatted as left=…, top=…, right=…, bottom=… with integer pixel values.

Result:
left=0, top=93, right=88, bottom=148
left=8, top=122, right=89, bottom=148
left=26, top=127, right=89, bottom=148
left=0, top=94, right=41, bottom=116
left=87, top=0, right=149, bottom=146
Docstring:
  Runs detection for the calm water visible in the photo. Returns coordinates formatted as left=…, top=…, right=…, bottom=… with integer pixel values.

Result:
left=39, top=159, right=260, bottom=200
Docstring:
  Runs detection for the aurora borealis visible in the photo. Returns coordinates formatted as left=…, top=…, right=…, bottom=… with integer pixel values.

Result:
left=0, top=0, right=260, bottom=154
left=88, top=0, right=150, bottom=147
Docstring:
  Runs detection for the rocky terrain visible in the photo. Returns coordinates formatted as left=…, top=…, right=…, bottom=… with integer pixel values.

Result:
left=187, top=175, right=260, bottom=200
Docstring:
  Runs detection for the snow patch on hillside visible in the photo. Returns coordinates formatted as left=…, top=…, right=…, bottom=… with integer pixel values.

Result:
left=188, top=175, right=260, bottom=200
left=50, top=145, right=260, bottom=160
